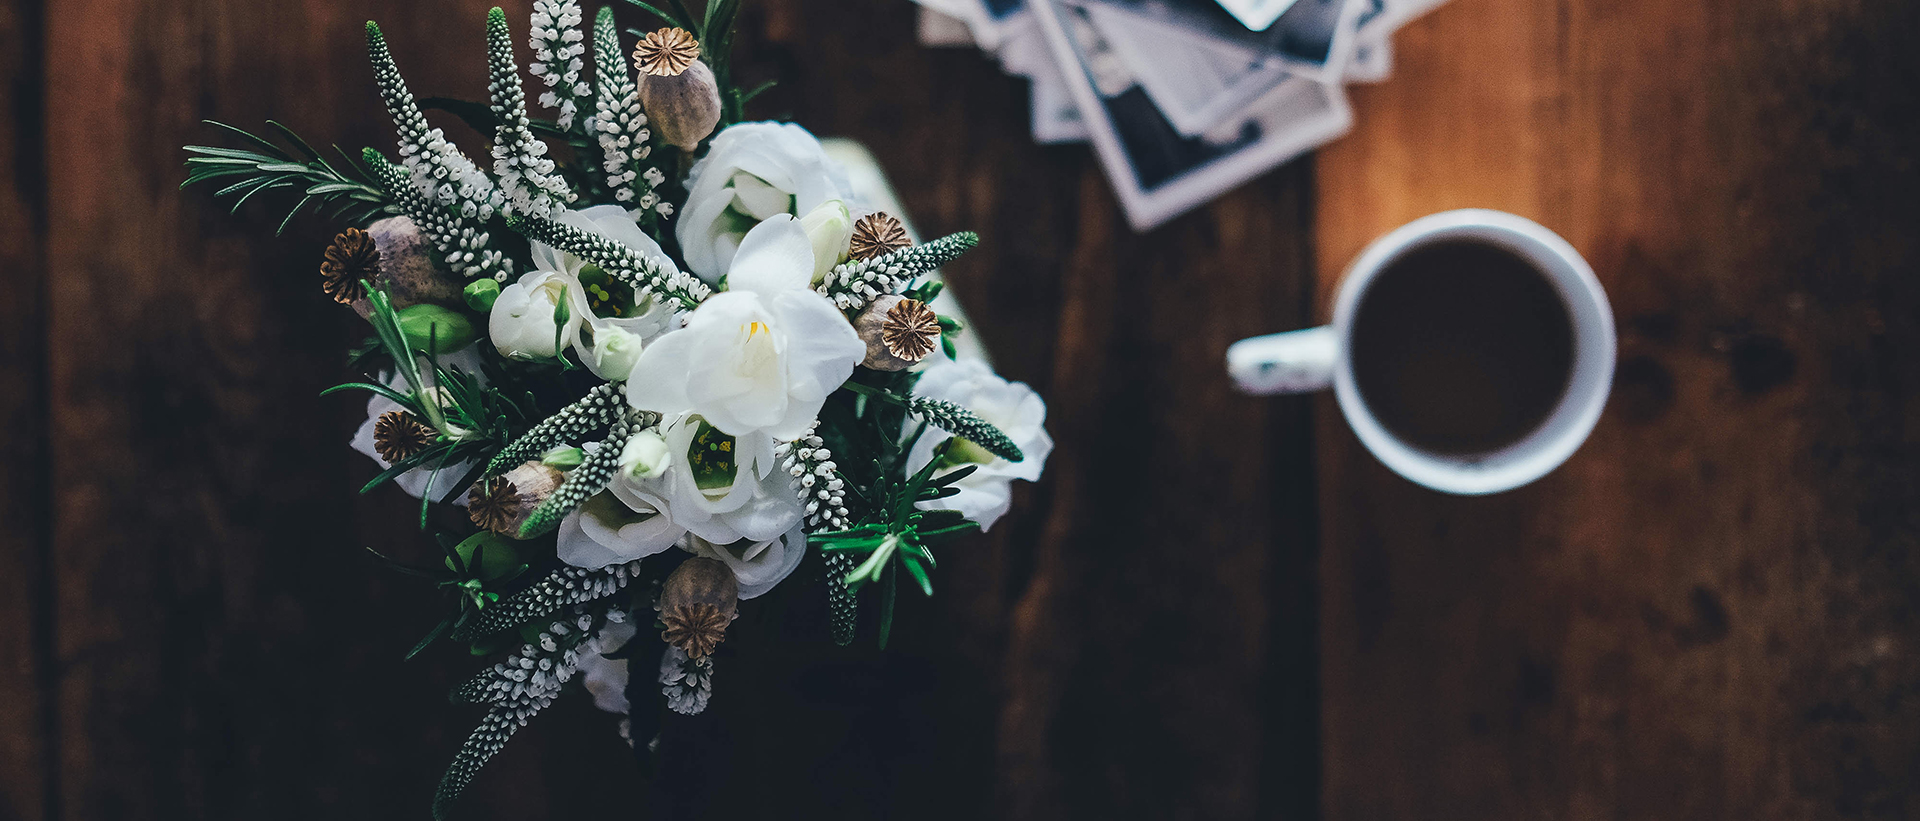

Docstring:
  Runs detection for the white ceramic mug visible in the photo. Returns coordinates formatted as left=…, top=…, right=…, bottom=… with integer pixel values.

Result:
left=1227, top=209, right=1615, bottom=495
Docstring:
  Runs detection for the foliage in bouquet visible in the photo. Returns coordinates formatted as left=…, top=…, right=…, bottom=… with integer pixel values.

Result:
left=182, top=1, right=1050, bottom=817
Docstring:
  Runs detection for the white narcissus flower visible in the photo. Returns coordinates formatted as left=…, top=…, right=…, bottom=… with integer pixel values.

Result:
left=676, top=122, right=851, bottom=284
left=492, top=205, right=678, bottom=380
left=685, top=521, right=808, bottom=599
left=626, top=214, right=864, bottom=440
left=651, top=413, right=802, bottom=545
left=903, top=356, right=1053, bottom=532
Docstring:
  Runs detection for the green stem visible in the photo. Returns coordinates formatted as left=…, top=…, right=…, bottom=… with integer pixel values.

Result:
left=877, top=558, right=897, bottom=650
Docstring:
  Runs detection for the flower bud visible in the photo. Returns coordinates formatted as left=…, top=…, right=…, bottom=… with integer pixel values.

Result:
left=464, top=278, right=501, bottom=312
left=619, top=430, right=673, bottom=480
left=658, top=556, right=739, bottom=658
left=445, top=531, right=523, bottom=582
left=635, top=28, right=722, bottom=151
left=799, top=199, right=853, bottom=284
left=583, top=324, right=644, bottom=381
left=396, top=304, right=480, bottom=354
left=540, top=446, right=586, bottom=469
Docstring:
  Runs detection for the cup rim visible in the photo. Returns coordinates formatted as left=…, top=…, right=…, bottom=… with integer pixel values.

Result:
left=1329, top=209, right=1615, bottom=495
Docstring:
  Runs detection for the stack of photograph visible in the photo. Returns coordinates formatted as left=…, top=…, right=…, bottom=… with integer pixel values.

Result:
left=916, top=0, right=1450, bottom=230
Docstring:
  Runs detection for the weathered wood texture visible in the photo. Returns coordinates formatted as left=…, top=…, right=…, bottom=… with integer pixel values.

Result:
left=22, top=0, right=1320, bottom=819
left=1315, top=0, right=1920, bottom=818
left=15, top=0, right=1918, bottom=818
left=0, top=0, right=50, bottom=819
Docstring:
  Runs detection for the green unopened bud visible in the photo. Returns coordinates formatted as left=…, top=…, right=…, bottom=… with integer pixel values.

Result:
left=446, top=531, right=523, bottom=582
left=800, top=199, right=854, bottom=284
left=540, top=446, right=586, bottom=469
left=619, top=430, right=673, bottom=479
left=464, top=278, right=501, bottom=312
left=396, top=304, right=479, bottom=354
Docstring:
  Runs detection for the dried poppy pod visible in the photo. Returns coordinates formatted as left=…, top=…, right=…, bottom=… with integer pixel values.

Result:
left=467, top=461, right=565, bottom=536
left=337, top=215, right=463, bottom=319
left=634, top=28, right=721, bottom=152
left=854, top=295, right=940, bottom=371
left=372, top=410, right=436, bottom=462
left=658, top=557, right=739, bottom=658
left=848, top=212, right=912, bottom=261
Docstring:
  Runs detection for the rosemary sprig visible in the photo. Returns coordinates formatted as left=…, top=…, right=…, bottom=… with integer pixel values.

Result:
left=181, top=120, right=396, bottom=234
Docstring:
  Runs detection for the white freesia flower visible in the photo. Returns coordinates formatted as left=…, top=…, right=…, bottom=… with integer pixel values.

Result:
left=903, top=356, right=1052, bottom=531
left=626, top=215, right=864, bottom=440
left=348, top=345, right=486, bottom=504
left=492, top=205, right=678, bottom=379
left=685, top=521, right=808, bottom=599
left=651, top=413, right=802, bottom=544
left=677, top=122, right=851, bottom=283
left=556, top=483, right=686, bottom=569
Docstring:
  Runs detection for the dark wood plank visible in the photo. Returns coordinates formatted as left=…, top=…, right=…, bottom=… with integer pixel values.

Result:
left=42, top=1, right=637, bottom=819
left=1315, top=0, right=1920, bottom=817
left=704, top=2, right=1326, bottom=818
left=0, top=0, right=51, bottom=819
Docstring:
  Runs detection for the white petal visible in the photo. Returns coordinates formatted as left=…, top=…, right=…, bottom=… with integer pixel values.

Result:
left=763, top=290, right=864, bottom=439
left=625, top=327, right=697, bottom=417
left=725, top=214, right=815, bottom=296
left=729, top=171, right=794, bottom=221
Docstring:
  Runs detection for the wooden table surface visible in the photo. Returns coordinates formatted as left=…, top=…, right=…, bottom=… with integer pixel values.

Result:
left=2, top=0, right=1915, bottom=819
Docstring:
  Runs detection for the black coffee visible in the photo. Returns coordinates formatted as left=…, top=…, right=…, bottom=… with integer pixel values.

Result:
left=1349, top=240, right=1574, bottom=456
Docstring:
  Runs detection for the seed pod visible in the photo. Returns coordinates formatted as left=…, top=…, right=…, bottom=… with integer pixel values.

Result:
left=854, top=295, right=940, bottom=371
left=658, top=557, right=739, bottom=658
left=467, top=461, right=566, bottom=536
left=349, top=215, right=464, bottom=319
left=634, top=28, right=722, bottom=151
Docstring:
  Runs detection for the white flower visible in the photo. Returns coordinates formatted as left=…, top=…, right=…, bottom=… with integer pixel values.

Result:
left=619, top=430, right=672, bottom=479
left=798, top=199, right=852, bottom=284
left=650, top=413, right=801, bottom=544
left=903, top=356, right=1052, bottom=531
left=685, top=520, right=808, bottom=599
left=578, top=617, right=636, bottom=715
left=491, top=205, right=677, bottom=379
left=348, top=346, right=485, bottom=503
left=676, top=122, right=851, bottom=284
left=626, top=215, right=864, bottom=440
left=556, top=484, right=686, bottom=569
left=489, top=270, right=581, bottom=360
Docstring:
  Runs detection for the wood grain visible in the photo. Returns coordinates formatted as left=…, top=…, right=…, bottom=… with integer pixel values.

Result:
left=40, top=1, right=634, bottom=818
left=0, top=0, right=50, bottom=818
left=1315, top=0, right=1920, bottom=817
left=18, top=0, right=1917, bottom=818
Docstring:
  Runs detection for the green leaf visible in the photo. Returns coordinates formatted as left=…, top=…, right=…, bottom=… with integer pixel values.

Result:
left=900, top=554, right=934, bottom=597
left=320, top=381, right=420, bottom=410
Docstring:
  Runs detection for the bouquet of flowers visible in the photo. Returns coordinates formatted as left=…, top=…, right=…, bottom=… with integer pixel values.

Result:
left=183, top=2, right=1049, bottom=816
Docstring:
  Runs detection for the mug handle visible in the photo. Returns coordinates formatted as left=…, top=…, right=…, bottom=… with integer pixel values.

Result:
left=1227, top=326, right=1337, bottom=395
